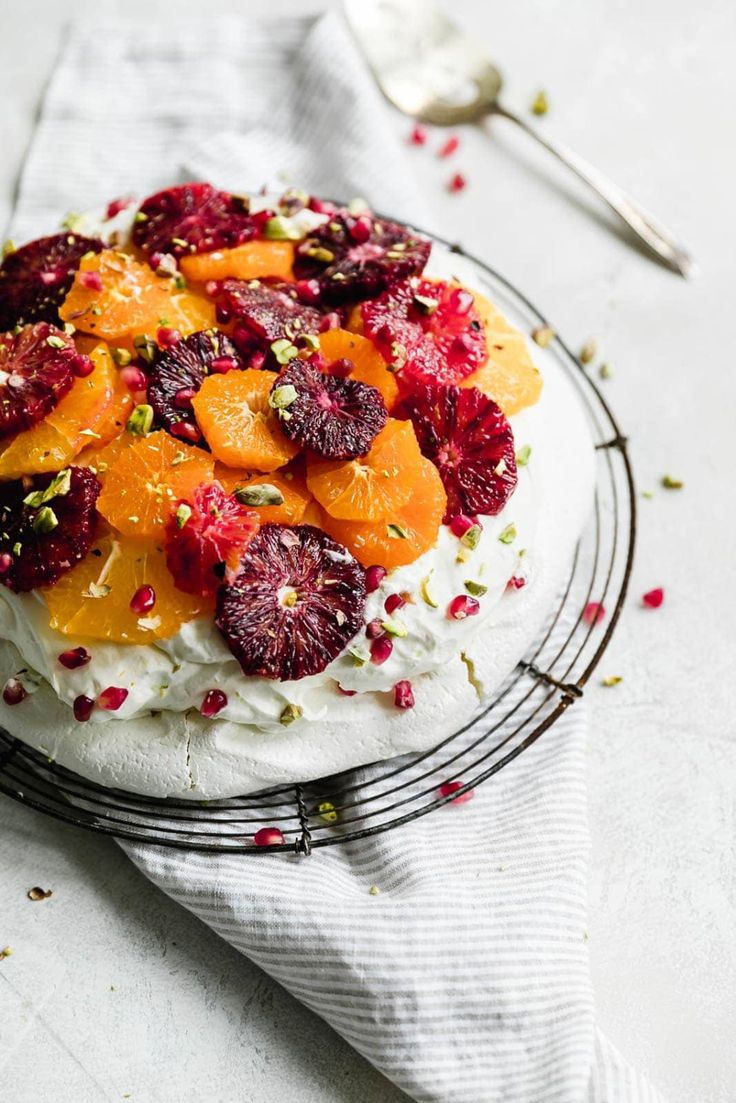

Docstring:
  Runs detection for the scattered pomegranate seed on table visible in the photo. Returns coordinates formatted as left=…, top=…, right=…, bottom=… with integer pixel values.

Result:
left=73, top=695, right=95, bottom=722
left=583, top=601, right=605, bottom=626
left=409, top=124, right=428, bottom=145
left=438, top=780, right=474, bottom=804
left=2, top=679, right=27, bottom=706
left=438, top=135, right=459, bottom=158
left=130, top=585, right=156, bottom=615
left=58, top=646, right=91, bottom=670
left=384, top=593, right=406, bottom=615
left=642, top=587, right=664, bottom=608
left=448, top=173, right=467, bottom=193
left=253, top=827, right=285, bottom=847
left=97, top=686, right=129, bottom=711
left=370, top=636, right=393, bottom=665
left=200, top=689, right=227, bottom=718
left=448, top=595, right=480, bottom=620
left=394, top=680, right=415, bottom=709
left=506, top=576, right=526, bottom=591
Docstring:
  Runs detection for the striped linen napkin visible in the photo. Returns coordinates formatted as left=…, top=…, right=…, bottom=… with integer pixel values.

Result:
left=8, top=11, right=664, bottom=1101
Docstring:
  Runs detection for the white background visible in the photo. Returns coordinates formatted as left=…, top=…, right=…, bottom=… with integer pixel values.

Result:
left=1, top=1, right=734, bottom=1100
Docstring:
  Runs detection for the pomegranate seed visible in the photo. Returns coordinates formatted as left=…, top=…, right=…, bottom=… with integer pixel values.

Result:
left=319, top=312, right=341, bottom=332
left=348, top=215, right=372, bottom=244
left=583, top=602, right=605, bottom=626
left=72, top=355, right=95, bottom=378
left=173, top=386, right=196, bottom=409
left=130, top=585, right=156, bottom=615
left=149, top=251, right=164, bottom=271
left=448, top=595, right=480, bottom=620
left=80, top=270, right=104, bottom=292
left=394, top=680, right=415, bottom=709
left=439, top=780, right=474, bottom=804
left=0, top=552, right=12, bottom=575
left=2, top=679, right=27, bottom=706
left=253, top=826, right=285, bottom=847
left=307, top=198, right=336, bottom=216
left=200, top=688, right=227, bottom=717
left=73, top=694, right=95, bottom=722
left=439, top=135, right=459, bottom=158
left=156, top=326, right=182, bottom=348
left=252, top=208, right=277, bottom=231
left=384, top=593, right=406, bottom=615
left=448, top=288, right=474, bottom=315
left=209, top=356, right=238, bottom=374
left=170, top=420, right=201, bottom=444
left=337, top=685, right=357, bottom=697
left=248, top=349, right=266, bottom=371
left=448, top=172, right=467, bottom=193
left=409, top=124, right=428, bottom=145
left=642, top=587, right=664, bottom=609
left=506, top=575, right=526, bottom=591
left=215, top=302, right=232, bottom=325
left=58, top=646, right=91, bottom=670
left=365, top=565, right=387, bottom=593
left=365, top=617, right=385, bottom=639
left=370, top=636, right=393, bottom=665
left=98, top=686, right=128, bottom=711
left=295, top=279, right=321, bottom=305
left=449, top=513, right=478, bottom=538
left=329, top=357, right=354, bottom=378
left=106, top=196, right=134, bottom=219
left=120, top=365, right=148, bottom=392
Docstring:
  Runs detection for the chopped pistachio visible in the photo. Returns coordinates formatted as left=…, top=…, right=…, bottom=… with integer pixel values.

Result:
left=0, top=946, right=13, bottom=960
left=170, top=450, right=188, bottom=467
left=175, top=503, right=192, bottom=529
left=269, top=383, right=299, bottom=413
left=412, top=293, right=439, bottom=315
left=127, top=404, right=154, bottom=436
left=235, top=482, right=285, bottom=507
left=602, top=675, right=623, bottom=687
left=133, top=211, right=148, bottom=223
left=464, top=579, right=488, bottom=597
left=531, top=325, right=556, bottom=348
left=84, top=582, right=112, bottom=599
left=516, top=444, right=532, bottom=466
left=63, top=323, right=76, bottom=336
left=171, top=237, right=188, bottom=249
left=45, top=335, right=67, bottom=350
left=263, top=215, right=303, bottom=241
left=301, top=332, right=320, bottom=352
left=661, top=474, right=684, bottom=490
left=110, top=346, right=132, bottom=367
left=348, top=646, right=368, bottom=666
left=419, top=573, right=439, bottom=608
left=23, top=469, right=71, bottom=508
left=316, top=800, right=338, bottom=824
left=2, top=239, right=16, bottom=258
left=303, top=245, right=335, bottom=264
left=381, top=617, right=408, bottom=638
left=368, top=885, right=380, bottom=896
left=455, top=546, right=472, bottom=564
left=12, top=542, right=21, bottom=557
left=530, top=89, right=549, bottom=116
left=31, top=507, right=58, bottom=535
left=386, top=523, right=409, bottom=540
left=61, top=212, right=85, bottom=233
left=270, top=341, right=299, bottom=367
left=132, top=334, right=157, bottom=364
left=279, top=702, right=303, bottom=726
left=599, top=362, right=612, bottom=379
left=498, top=523, right=517, bottom=545
left=460, top=523, right=482, bottom=550
left=579, top=338, right=597, bottom=364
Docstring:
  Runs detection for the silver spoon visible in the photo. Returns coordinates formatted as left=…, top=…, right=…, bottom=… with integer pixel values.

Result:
left=344, top=0, right=694, bottom=277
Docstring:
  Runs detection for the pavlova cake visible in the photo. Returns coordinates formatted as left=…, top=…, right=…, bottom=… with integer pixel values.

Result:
left=0, top=184, right=593, bottom=798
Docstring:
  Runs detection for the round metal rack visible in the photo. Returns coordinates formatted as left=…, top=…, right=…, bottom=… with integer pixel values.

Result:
left=0, top=231, right=635, bottom=853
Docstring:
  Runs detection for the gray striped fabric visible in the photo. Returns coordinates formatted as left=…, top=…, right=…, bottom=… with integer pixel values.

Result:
left=12, top=12, right=664, bottom=1100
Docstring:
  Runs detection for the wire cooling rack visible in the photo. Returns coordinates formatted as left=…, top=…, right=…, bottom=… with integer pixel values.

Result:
left=0, top=231, right=635, bottom=853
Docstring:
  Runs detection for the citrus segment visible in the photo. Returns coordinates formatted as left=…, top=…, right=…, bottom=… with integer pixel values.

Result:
left=214, top=466, right=312, bottom=526
left=165, top=290, right=217, bottom=335
left=43, top=530, right=212, bottom=644
left=460, top=291, right=543, bottom=416
left=97, top=430, right=213, bottom=537
left=318, top=456, right=446, bottom=569
left=60, top=251, right=172, bottom=341
left=0, top=343, right=117, bottom=478
left=306, top=418, right=422, bottom=521
left=192, top=369, right=298, bottom=472
left=180, top=241, right=295, bottom=283
left=317, top=328, right=399, bottom=409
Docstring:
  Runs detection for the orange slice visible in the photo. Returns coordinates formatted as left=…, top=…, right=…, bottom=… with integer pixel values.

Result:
left=317, top=328, right=399, bottom=409
left=60, top=251, right=173, bottom=342
left=192, top=369, right=298, bottom=473
left=43, top=530, right=212, bottom=644
left=306, top=418, right=422, bottom=521
left=319, top=456, right=446, bottom=569
left=214, top=466, right=312, bottom=526
left=97, top=430, right=213, bottom=537
left=0, top=343, right=117, bottom=479
left=460, top=291, right=543, bottom=416
left=180, top=241, right=295, bottom=283
left=164, top=289, right=217, bottom=335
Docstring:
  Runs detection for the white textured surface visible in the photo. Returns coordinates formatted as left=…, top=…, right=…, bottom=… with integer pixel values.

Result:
left=0, top=1, right=734, bottom=1101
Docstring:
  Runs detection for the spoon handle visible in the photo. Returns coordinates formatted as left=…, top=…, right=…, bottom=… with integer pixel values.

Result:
left=492, top=103, right=694, bottom=277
